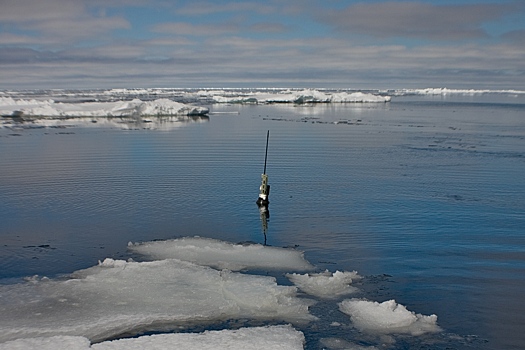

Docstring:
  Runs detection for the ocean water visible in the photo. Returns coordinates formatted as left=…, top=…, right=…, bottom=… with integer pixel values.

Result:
left=1, top=93, right=524, bottom=349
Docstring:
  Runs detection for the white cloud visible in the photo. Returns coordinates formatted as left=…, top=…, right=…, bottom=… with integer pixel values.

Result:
left=0, top=0, right=130, bottom=44
left=0, top=0, right=524, bottom=89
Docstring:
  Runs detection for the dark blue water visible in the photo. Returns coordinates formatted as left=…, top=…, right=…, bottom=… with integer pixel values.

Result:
left=1, top=94, right=524, bottom=349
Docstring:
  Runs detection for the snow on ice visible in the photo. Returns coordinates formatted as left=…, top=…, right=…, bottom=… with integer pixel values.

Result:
left=286, top=270, right=361, bottom=299
left=128, top=236, right=314, bottom=271
left=0, top=98, right=208, bottom=118
left=339, top=299, right=441, bottom=336
left=0, top=257, right=314, bottom=343
left=392, top=87, right=525, bottom=96
left=206, top=89, right=391, bottom=104
left=0, top=325, right=304, bottom=350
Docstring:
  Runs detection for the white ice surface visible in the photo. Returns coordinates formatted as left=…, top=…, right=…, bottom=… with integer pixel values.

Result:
left=338, top=299, right=441, bottom=336
left=286, top=270, right=361, bottom=299
left=393, top=88, right=525, bottom=96
left=207, top=89, right=391, bottom=104
left=0, top=325, right=304, bottom=350
left=128, top=237, right=314, bottom=271
left=0, top=336, right=90, bottom=350
left=0, top=98, right=208, bottom=117
left=0, top=258, right=314, bottom=344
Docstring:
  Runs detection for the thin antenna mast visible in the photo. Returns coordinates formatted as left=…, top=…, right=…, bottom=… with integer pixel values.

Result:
left=263, top=130, right=269, bottom=174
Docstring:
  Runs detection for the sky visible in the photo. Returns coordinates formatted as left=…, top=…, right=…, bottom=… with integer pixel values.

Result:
left=1, top=0, right=524, bottom=90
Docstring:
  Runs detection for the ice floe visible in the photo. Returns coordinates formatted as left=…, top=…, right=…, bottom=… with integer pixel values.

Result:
left=338, top=299, right=441, bottom=336
left=0, top=325, right=304, bottom=350
left=0, top=98, right=208, bottom=118
left=0, top=236, right=443, bottom=348
left=0, top=258, right=314, bottom=343
left=392, top=88, right=525, bottom=96
left=128, top=237, right=314, bottom=271
left=286, top=270, right=361, bottom=299
left=205, top=89, right=391, bottom=104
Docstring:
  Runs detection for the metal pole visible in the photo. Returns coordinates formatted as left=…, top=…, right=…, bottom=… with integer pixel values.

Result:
left=263, top=130, right=269, bottom=174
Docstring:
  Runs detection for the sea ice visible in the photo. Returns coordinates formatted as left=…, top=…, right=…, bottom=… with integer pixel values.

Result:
left=392, top=87, right=525, bottom=96
left=338, top=299, right=441, bottom=336
left=0, top=336, right=90, bottom=350
left=0, top=98, right=208, bottom=117
left=128, top=237, right=314, bottom=271
left=208, top=89, right=391, bottom=104
left=0, top=325, right=304, bottom=350
left=0, top=258, right=314, bottom=343
left=286, top=270, right=361, bottom=299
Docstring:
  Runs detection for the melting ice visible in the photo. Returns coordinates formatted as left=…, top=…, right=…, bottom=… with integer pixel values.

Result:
left=0, top=257, right=314, bottom=343
left=0, top=325, right=304, bottom=350
left=128, top=236, right=314, bottom=271
left=286, top=270, right=361, bottom=299
left=339, top=299, right=441, bottom=336
left=0, top=237, right=441, bottom=349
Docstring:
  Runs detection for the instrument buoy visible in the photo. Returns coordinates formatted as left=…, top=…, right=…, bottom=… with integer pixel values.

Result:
left=256, top=130, right=270, bottom=206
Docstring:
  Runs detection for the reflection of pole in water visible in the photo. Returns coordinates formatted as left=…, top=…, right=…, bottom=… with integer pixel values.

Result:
left=258, top=204, right=270, bottom=245
left=256, top=130, right=270, bottom=206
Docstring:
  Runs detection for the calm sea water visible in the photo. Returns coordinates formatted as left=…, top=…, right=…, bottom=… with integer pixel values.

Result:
left=1, top=94, right=524, bottom=349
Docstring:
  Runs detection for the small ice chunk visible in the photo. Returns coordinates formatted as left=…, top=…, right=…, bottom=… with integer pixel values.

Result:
left=128, top=237, right=314, bottom=271
left=320, top=337, right=378, bottom=350
left=286, top=270, right=361, bottom=298
left=0, top=259, right=314, bottom=343
left=0, top=325, right=304, bottom=350
left=338, top=299, right=441, bottom=335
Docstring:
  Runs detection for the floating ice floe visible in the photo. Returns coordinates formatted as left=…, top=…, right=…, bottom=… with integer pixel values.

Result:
left=0, top=235, right=443, bottom=348
left=128, top=237, right=314, bottom=271
left=286, top=270, right=361, bottom=299
left=207, top=89, right=391, bottom=104
left=0, top=325, right=304, bottom=350
left=392, top=88, right=525, bottom=96
left=338, top=299, right=441, bottom=336
left=0, top=258, right=315, bottom=343
left=0, top=98, right=208, bottom=117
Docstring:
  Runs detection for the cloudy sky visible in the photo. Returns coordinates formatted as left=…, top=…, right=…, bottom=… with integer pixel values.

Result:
left=1, top=0, right=524, bottom=89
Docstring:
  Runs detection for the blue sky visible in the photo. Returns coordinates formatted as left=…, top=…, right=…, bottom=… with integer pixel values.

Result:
left=1, top=0, right=524, bottom=89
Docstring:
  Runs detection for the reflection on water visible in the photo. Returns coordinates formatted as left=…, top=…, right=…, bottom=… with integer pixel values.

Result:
left=1, top=97, right=524, bottom=349
left=257, top=203, right=270, bottom=245
left=1, top=114, right=209, bottom=131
